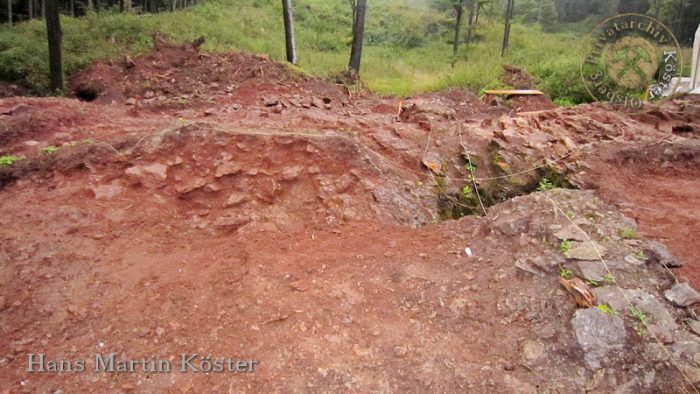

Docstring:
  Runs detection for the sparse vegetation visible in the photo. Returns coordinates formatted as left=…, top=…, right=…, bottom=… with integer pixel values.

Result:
left=0, top=155, right=22, bottom=166
left=629, top=306, right=648, bottom=336
left=619, top=227, right=638, bottom=240
left=537, top=178, right=555, bottom=192
left=586, top=279, right=599, bottom=287
left=41, top=146, right=59, bottom=154
left=602, top=273, right=615, bottom=284
left=559, top=267, right=573, bottom=279
left=634, top=250, right=647, bottom=261
left=462, top=185, right=473, bottom=200
left=560, top=239, right=571, bottom=254
left=596, top=304, right=615, bottom=315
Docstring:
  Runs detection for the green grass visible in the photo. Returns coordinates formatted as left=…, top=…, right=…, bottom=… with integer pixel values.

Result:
left=619, top=227, right=638, bottom=240
left=0, top=0, right=692, bottom=100
left=41, top=146, right=59, bottom=154
left=560, top=239, right=572, bottom=254
left=559, top=267, right=573, bottom=279
left=0, top=155, right=22, bottom=166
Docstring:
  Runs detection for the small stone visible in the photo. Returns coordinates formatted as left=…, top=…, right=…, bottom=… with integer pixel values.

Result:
left=215, top=162, right=242, bottom=178
left=393, top=346, right=408, bottom=357
left=23, top=140, right=40, bottom=147
left=301, top=97, right=313, bottom=108
left=155, top=327, right=165, bottom=337
left=224, top=193, right=248, bottom=207
left=644, top=241, right=681, bottom=268
left=264, top=97, right=279, bottom=107
left=290, top=280, right=310, bottom=292
left=281, top=165, right=304, bottom=181
left=664, top=283, right=700, bottom=307
left=522, top=340, right=545, bottom=361
left=514, top=259, right=543, bottom=277
left=175, top=177, right=207, bottom=194
left=124, top=163, right=169, bottom=188
left=352, top=344, right=370, bottom=357
left=311, top=96, right=325, bottom=108
left=576, top=261, right=607, bottom=282
left=204, top=183, right=223, bottom=192
left=213, top=215, right=250, bottom=231
left=624, top=254, right=646, bottom=266
left=565, top=241, right=607, bottom=261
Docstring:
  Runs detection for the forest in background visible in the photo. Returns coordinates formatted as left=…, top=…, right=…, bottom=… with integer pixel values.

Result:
left=0, top=0, right=698, bottom=101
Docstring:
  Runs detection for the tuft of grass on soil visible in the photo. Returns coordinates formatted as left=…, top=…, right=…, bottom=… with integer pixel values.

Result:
left=0, top=155, right=22, bottom=166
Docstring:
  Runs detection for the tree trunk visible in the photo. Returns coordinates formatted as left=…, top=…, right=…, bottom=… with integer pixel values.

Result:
left=501, top=0, right=514, bottom=57
left=45, top=0, right=63, bottom=93
left=282, top=0, right=297, bottom=64
left=348, top=0, right=366, bottom=74
left=70, top=0, right=74, bottom=16
left=170, top=0, right=174, bottom=11
left=28, top=0, right=33, bottom=20
left=6, top=0, right=12, bottom=26
left=123, top=0, right=130, bottom=12
left=453, top=0, right=464, bottom=57
left=466, top=0, right=476, bottom=44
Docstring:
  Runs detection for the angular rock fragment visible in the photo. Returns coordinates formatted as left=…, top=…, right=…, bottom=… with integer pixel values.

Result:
left=644, top=241, right=681, bottom=268
left=664, top=283, right=700, bottom=307
left=215, top=162, right=242, bottom=178
left=572, top=308, right=626, bottom=369
left=565, top=241, right=607, bottom=261
left=175, top=177, right=207, bottom=194
left=554, top=224, right=587, bottom=242
left=124, top=163, right=169, bottom=188
left=225, top=192, right=248, bottom=207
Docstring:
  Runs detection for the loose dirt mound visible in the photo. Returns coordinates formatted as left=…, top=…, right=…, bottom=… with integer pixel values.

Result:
left=68, top=35, right=348, bottom=111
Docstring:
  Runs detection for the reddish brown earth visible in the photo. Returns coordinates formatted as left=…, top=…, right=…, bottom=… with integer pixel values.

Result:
left=1, top=41, right=700, bottom=392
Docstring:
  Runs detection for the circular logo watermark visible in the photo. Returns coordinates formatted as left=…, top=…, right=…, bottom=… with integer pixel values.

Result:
left=580, top=14, right=683, bottom=112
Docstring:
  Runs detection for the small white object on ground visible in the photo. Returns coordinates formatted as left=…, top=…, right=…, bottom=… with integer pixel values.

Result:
left=464, top=247, right=473, bottom=257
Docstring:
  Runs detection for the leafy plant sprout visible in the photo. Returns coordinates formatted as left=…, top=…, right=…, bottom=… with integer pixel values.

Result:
left=0, top=156, right=22, bottom=166
left=560, top=239, right=571, bottom=253
left=559, top=267, right=573, bottom=279
left=41, top=146, right=59, bottom=154
left=537, top=178, right=555, bottom=192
